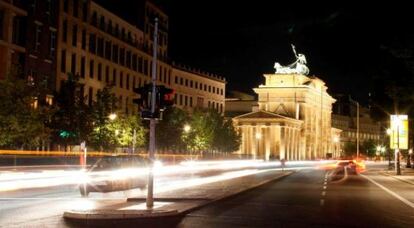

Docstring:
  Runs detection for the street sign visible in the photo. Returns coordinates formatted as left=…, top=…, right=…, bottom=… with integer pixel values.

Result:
left=390, top=115, right=409, bottom=149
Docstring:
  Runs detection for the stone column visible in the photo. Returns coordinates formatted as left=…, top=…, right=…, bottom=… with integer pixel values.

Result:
left=280, top=126, right=285, bottom=159
left=265, top=127, right=270, bottom=161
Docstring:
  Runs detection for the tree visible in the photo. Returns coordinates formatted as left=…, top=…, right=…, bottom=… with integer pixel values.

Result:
left=88, top=86, right=117, bottom=151
left=50, top=73, right=93, bottom=149
left=156, top=107, right=189, bottom=151
left=0, top=67, right=53, bottom=149
left=361, top=139, right=376, bottom=158
left=182, top=108, right=241, bottom=153
left=343, top=142, right=356, bottom=158
left=110, top=115, right=146, bottom=150
left=213, top=118, right=241, bottom=153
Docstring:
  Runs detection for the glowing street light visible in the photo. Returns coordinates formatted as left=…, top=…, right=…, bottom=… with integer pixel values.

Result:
left=109, top=113, right=117, bottom=121
left=183, top=124, right=191, bottom=133
left=255, top=132, right=262, bottom=140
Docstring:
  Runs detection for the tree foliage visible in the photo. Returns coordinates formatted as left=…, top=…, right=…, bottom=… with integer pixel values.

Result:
left=88, top=87, right=146, bottom=151
left=0, top=67, right=53, bottom=149
left=50, top=73, right=93, bottom=148
left=181, top=108, right=240, bottom=153
left=155, top=107, right=189, bottom=150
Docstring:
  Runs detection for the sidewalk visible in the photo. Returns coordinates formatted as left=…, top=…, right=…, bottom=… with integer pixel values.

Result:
left=380, top=167, right=414, bottom=185
left=63, top=169, right=293, bottom=226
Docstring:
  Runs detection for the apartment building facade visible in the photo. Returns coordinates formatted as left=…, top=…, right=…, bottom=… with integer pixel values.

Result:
left=56, top=0, right=225, bottom=115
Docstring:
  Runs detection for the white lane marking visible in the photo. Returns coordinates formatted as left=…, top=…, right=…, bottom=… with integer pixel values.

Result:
left=324, top=181, right=327, bottom=185
left=320, top=199, right=325, bottom=206
left=321, top=191, right=326, bottom=196
left=323, top=186, right=327, bottom=189
left=360, top=174, right=414, bottom=209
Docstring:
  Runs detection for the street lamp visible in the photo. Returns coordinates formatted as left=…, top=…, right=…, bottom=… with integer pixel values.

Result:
left=184, top=124, right=191, bottom=133
left=109, top=113, right=117, bottom=121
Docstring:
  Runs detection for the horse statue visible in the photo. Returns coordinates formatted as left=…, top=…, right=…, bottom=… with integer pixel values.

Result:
left=274, top=44, right=309, bottom=75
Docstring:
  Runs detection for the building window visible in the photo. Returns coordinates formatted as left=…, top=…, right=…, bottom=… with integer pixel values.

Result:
left=97, top=63, right=102, bottom=81
left=120, top=72, right=123, bottom=88
left=133, top=76, right=136, bottom=89
left=97, top=37, right=104, bottom=57
left=195, top=82, right=198, bottom=89
left=72, top=24, right=78, bottom=47
left=112, top=69, right=116, bottom=85
left=89, top=33, right=96, bottom=54
left=105, top=66, right=109, bottom=83
left=0, top=10, right=4, bottom=40
left=208, top=86, right=211, bottom=92
left=126, top=74, right=130, bottom=90
left=81, top=29, right=86, bottom=50
left=138, top=56, right=143, bottom=73
left=82, top=0, right=88, bottom=21
left=71, top=54, right=76, bottom=75
left=190, top=97, right=193, bottom=107
left=120, top=48, right=125, bottom=66
left=132, top=54, right=137, bottom=71
left=190, top=80, right=193, bottom=88
left=184, top=96, right=188, bottom=106
left=144, top=59, right=148, bottom=75
left=180, top=78, right=183, bottom=85
left=179, top=94, right=183, bottom=106
left=60, top=50, right=66, bottom=73
left=126, top=51, right=131, bottom=68
left=62, top=20, right=67, bottom=43
left=112, top=44, right=119, bottom=63
left=100, top=15, right=105, bottom=30
left=50, top=30, right=56, bottom=58
left=80, top=56, right=85, bottom=78
left=63, top=0, right=68, bottom=13
left=89, top=60, right=94, bottom=78
left=73, top=0, right=79, bottom=17
left=185, top=79, right=188, bottom=87
left=34, top=24, right=42, bottom=51
left=105, top=41, right=111, bottom=60
left=174, top=76, right=178, bottom=84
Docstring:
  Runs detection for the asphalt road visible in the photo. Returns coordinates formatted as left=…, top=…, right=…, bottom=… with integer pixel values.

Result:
left=177, top=167, right=414, bottom=228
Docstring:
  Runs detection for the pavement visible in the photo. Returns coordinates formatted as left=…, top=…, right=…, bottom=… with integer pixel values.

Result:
left=63, top=169, right=293, bottom=226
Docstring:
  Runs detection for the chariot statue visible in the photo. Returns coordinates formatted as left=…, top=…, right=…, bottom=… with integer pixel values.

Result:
left=274, top=44, right=309, bottom=75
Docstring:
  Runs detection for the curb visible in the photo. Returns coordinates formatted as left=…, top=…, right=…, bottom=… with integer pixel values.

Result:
left=63, top=170, right=293, bottom=222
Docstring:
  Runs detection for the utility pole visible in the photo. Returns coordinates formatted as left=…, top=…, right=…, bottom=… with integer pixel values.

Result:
left=147, top=18, right=158, bottom=208
left=396, top=120, right=401, bottom=175
left=357, top=102, right=359, bottom=160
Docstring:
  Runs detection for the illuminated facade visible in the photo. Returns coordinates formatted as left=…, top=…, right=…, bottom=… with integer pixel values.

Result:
left=56, top=0, right=225, bottom=114
left=234, top=72, right=341, bottom=160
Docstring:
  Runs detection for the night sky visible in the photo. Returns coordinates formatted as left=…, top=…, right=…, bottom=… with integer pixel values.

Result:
left=103, top=1, right=414, bottom=105
left=166, top=1, right=414, bottom=104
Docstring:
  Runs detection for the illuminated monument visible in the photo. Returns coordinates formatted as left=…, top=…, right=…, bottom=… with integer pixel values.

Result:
left=233, top=45, right=341, bottom=160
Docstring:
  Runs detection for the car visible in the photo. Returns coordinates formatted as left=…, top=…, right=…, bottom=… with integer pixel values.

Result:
left=335, top=160, right=361, bottom=174
left=79, top=155, right=148, bottom=196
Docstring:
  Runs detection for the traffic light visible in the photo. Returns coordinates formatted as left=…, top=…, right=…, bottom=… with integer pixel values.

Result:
left=133, top=84, right=174, bottom=120
left=133, top=84, right=152, bottom=110
left=158, top=85, right=175, bottom=111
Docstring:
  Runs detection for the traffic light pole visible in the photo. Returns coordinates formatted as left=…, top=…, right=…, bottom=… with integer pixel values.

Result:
left=147, top=18, right=158, bottom=208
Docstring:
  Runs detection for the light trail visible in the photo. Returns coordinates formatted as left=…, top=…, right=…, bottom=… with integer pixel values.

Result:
left=0, top=160, right=334, bottom=192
